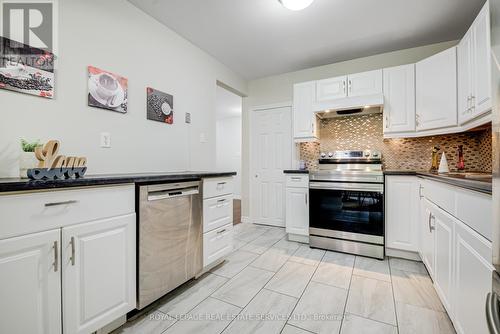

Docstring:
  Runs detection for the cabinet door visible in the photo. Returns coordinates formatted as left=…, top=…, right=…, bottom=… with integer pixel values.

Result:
left=62, top=214, right=136, bottom=334
left=347, top=69, right=383, bottom=97
left=420, top=199, right=435, bottom=277
left=316, top=76, right=347, bottom=101
left=458, top=29, right=473, bottom=124
left=385, top=176, right=419, bottom=251
left=0, top=229, right=61, bottom=334
left=293, top=81, right=317, bottom=140
left=285, top=187, right=309, bottom=236
left=383, top=65, right=416, bottom=133
left=432, top=207, right=454, bottom=312
left=472, top=2, right=492, bottom=118
left=416, top=47, right=458, bottom=131
left=454, top=220, right=493, bottom=334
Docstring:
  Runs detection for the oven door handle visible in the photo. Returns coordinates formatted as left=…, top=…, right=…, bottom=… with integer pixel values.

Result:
left=309, top=182, right=383, bottom=193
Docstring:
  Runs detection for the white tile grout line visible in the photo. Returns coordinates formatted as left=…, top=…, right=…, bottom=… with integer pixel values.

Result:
left=388, top=257, right=402, bottom=334
left=337, top=255, right=356, bottom=334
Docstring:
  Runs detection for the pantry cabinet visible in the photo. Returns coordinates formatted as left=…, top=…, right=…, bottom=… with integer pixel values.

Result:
left=385, top=176, right=419, bottom=252
left=458, top=2, right=492, bottom=125
left=383, top=65, right=416, bottom=134
left=416, top=47, right=458, bottom=131
left=0, top=229, right=62, bottom=334
left=293, top=81, right=319, bottom=141
left=62, top=214, right=136, bottom=334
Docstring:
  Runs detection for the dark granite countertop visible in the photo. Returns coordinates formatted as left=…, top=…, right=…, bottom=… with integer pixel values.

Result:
left=0, top=171, right=237, bottom=193
left=283, top=170, right=310, bottom=174
left=384, top=170, right=492, bottom=195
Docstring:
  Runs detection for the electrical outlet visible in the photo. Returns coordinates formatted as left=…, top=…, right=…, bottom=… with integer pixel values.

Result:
left=100, top=132, right=111, bottom=148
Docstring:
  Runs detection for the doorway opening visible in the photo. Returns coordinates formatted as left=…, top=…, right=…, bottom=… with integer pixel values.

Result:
left=215, top=84, right=243, bottom=224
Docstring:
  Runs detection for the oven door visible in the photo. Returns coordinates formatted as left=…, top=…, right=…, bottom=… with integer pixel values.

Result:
left=309, top=182, right=384, bottom=239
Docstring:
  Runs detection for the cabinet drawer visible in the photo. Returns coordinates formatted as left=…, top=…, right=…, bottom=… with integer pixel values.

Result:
left=203, top=195, right=233, bottom=233
left=203, top=224, right=233, bottom=268
left=286, top=174, right=309, bottom=188
left=0, top=185, right=135, bottom=239
left=203, top=177, right=234, bottom=199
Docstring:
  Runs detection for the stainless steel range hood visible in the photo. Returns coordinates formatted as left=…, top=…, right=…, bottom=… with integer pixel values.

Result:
left=314, top=93, right=384, bottom=119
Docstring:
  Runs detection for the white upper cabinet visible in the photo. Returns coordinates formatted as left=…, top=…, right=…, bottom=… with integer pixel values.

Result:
left=458, top=2, right=492, bottom=125
left=0, top=229, right=62, bottom=334
left=385, top=176, right=419, bottom=252
left=347, top=69, right=383, bottom=97
left=293, top=81, right=319, bottom=141
left=383, top=65, right=416, bottom=134
left=416, top=47, right=458, bottom=131
left=316, top=75, right=347, bottom=102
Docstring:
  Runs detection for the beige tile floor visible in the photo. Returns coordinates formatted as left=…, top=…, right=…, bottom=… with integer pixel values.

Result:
left=113, top=223, right=456, bottom=334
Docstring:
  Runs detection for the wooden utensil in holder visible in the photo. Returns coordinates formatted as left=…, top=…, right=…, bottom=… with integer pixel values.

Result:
left=27, top=140, right=88, bottom=180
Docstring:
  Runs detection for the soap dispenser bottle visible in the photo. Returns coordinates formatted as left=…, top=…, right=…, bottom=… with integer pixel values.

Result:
left=457, top=145, right=465, bottom=171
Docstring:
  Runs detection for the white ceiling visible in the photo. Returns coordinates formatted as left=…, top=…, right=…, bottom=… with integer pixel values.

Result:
left=129, top=0, right=485, bottom=80
left=216, top=85, right=242, bottom=120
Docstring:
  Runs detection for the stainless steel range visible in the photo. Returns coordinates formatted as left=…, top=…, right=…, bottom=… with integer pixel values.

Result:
left=309, top=150, right=384, bottom=259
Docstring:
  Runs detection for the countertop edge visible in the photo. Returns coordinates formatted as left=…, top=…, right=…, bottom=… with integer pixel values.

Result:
left=0, top=172, right=237, bottom=193
left=283, top=170, right=310, bottom=174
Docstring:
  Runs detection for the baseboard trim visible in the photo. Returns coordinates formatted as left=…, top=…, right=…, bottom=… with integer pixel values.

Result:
left=386, top=247, right=422, bottom=261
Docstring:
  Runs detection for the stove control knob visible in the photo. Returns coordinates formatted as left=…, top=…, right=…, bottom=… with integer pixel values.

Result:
left=328, top=152, right=334, bottom=158
left=364, top=151, right=371, bottom=158
left=372, top=152, right=380, bottom=158
left=320, top=152, right=326, bottom=158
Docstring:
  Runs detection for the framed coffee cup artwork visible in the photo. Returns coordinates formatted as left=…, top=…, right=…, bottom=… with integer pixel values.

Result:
left=87, top=66, right=128, bottom=113
left=146, top=87, right=173, bottom=124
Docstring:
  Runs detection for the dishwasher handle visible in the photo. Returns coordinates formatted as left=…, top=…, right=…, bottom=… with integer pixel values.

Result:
left=147, top=186, right=199, bottom=201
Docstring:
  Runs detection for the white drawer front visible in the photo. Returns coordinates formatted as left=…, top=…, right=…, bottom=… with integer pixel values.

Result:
left=203, top=223, right=233, bottom=268
left=0, top=185, right=135, bottom=239
left=286, top=174, right=309, bottom=188
left=203, top=177, right=234, bottom=199
left=203, top=195, right=233, bottom=233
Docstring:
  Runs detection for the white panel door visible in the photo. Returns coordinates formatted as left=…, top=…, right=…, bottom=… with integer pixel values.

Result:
left=62, top=214, right=136, bottom=334
left=0, top=229, right=61, bottom=334
left=347, top=69, right=383, bottom=97
left=454, top=220, right=493, bottom=334
left=458, top=29, right=473, bottom=124
left=432, top=207, right=454, bottom=312
left=383, top=65, right=416, bottom=133
left=293, top=81, right=317, bottom=140
left=316, top=76, right=347, bottom=101
left=416, top=47, right=458, bottom=131
left=420, top=198, right=435, bottom=277
left=251, top=107, right=292, bottom=227
left=285, top=187, right=309, bottom=236
left=472, top=2, right=492, bottom=118
left=385, top=176, right=419, bottom=252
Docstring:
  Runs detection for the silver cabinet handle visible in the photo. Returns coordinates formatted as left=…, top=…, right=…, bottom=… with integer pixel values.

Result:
left=305, top=193, right=308, bottom=205
left=348, top=80, right=352, bottom=94
left=428, top=212, right=433, bottom=233
left=419, top=185, right=424, bottom=199
left=217, top=182, right=226, bottom=186
left=70, top=237, right=75, bottom=266
left=45, top=200, right=78, bottom=207
left=291, top=177, right=302, bottom=181
left=217, top=229, right=226, bottom=234
left=486, top=292, right=500, bottom=334
left=385, top=115, right=389, bottom=128
left=53, top=241, right=58, bottom=272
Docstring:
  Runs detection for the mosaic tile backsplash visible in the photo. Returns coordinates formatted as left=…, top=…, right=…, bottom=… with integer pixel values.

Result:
left=299, top=114, right=492, bottom=172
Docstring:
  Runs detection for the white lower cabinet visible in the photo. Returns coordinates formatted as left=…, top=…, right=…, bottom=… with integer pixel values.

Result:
left=0, top=185, right=136, bottom=334
left=62, top=214, right=136, bottom=334
left=385, top=176, right=419, bottom=252
left=0, top=229, right=62, bottom=334
left=417, top=180, right=493, bottom=334
left=454, top=220, right=493, bottom=334
left=202, top=177, right=234, bottom=268
left=285, top=174, right=309, bottom=241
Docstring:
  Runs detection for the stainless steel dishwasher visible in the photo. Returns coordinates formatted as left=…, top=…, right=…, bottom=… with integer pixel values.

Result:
left=137, top=181, right=202, bottom=310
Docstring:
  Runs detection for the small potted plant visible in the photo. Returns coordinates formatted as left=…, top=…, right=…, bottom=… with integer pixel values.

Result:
left=20, top=139, right=42, bottom=178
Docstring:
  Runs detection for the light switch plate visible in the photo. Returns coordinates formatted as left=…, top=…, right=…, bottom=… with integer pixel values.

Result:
left=100, top=132, right=111, bottom=148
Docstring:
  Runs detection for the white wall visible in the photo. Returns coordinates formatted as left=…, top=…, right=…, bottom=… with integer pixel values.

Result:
left=241, top=40, right=458, bottom=218
left=216, top=117, right=242, bottom=197
left=0, top=0, right=247, bottom=177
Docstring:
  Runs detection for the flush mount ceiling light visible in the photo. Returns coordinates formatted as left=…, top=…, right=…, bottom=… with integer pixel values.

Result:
left=279, top=0, right=314, bottom=11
